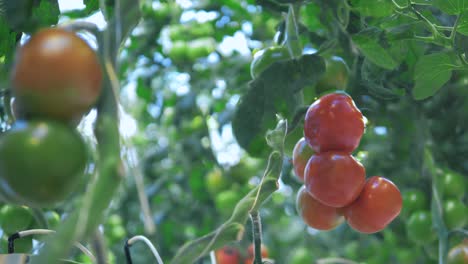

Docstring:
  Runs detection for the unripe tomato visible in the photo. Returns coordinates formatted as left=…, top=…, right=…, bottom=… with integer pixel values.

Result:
left=290, top=247, right=313, bottom=264
left=292, top=137, right=314, bottom=182
left=448, top=242, right=468, bottom=264
left=443, top=199, right=467, bottom=230
left=315, top=56, right=349, bottom=94
left=0, top=121, right=87, bottom=207
left=250, top=46, right=290, bottom=79
left=304, top=92, right=365, bottom=153
left=11, top=27, right=102, bottom=122
left=247, top=243, right=269, bottom=258
left=215, top=246, right=240, bottom=264
left=344, top=176, right=402, bottom=234
left=401, top=189, right=428, bottom=219
left=406, top=210, right=437, bottom=244
left=442, top=170, right=466, bottom=199
left=205, top=167, right=229, bottom=195
left=296, top=186, right=344, bottom=230
left=0, top=205, right=33, bottom=234
left=304, top=152, right=365, bottom=207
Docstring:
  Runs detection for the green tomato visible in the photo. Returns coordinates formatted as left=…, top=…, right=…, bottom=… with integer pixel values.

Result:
left=442, top=170, right=466, bottom=199
left=402, top=189, right=428, bottom=219
left=0, top=121, right=87, bottom=207
left=290, top=247, right=313, bottom=264
left=406, top=210, right=437, bottom=245
left=250, top=46, right=290, bottom=79
left=205, top=167, right=230, bottom=195
left=443, top=200, right=467, bottom=230
left=44, top=211, right=60, bottom=230
left=215, top=190, right=241, bottom=217
left=0, top=205, right=33, bottom=235
left=315, top=56, right=350, bottom=95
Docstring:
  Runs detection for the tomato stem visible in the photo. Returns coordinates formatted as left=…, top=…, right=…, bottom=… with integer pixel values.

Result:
left=250, top=211, right=264, bottom=264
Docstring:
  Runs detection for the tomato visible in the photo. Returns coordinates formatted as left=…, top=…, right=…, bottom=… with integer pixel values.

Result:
left=290, top=247, right=313, bottom=264
left=296, top=186, right=344, bottom=230
left=0, top=121, right=87, bottom=207
left=250, top=46, right=290, bottom=79
left=11, top=27, right=102, bottom=122
left=401, top=189, right=428, bottom=219
left=448, top=242, right=468, bottom=264
left=244, top=257, right=254, bottom=264
left=442, top=170, right=466, bottom=199
left=344, top=176, right=402, bottom=234
left=205, top=167, right=229, bottom=195
left=443, top=199, right=467, bottom=230
left=315, top=57, right=350, bottom=94
left=0, top=205, right=33, bottom=234
left=304, top=92, right=365, bottom=153
left=304, top=152, right=365, bottom=207
left=44, top=211, right=61, bottom=230
left=215, top=246, right=240, bottom=264
left=247, top=243, right=269, bottom=258
left=292, top=137, right=314, bottom=182
left=406, top=210, right=437, bottom=244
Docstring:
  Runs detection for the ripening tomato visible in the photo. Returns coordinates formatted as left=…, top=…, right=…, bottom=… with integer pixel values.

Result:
left=296, top=186, right=344, bottom=230
left=304, top=152, right=365, bottom=207
left=10, top=27, right=102, bottom=122
left=448, top=242, right=468, bottom=264
left=247, top=243, right=269, bottom=259
left=215, top=246, right=241, bottom=264
left=344, top=176, right=402, bottom=234
left=304, top=92, right=365, bottom=153
left=292, top=137, right=314, bottom=182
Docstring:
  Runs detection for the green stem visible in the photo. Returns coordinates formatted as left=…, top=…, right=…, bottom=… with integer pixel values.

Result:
left=285, top=4, right=302, bottom=58
left=450, top=13, right=462, bottom=43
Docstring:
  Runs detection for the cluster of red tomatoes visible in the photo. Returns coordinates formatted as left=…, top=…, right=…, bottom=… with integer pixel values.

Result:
left=0, top=27, right=102, bottom=207
left=215, top=243, right=269, bottom=264
left=293, top=92, right=402, bottom=233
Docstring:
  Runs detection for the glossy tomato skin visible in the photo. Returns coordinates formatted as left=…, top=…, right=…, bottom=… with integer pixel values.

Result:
left=406, top=210, right=437, bottom=244
left=344, top=176, right=402, bottom=234
left=215, top=246, right=240, bottom=264
left=296, top=186, right=344, bottom=230
left=292, top=137, right=314, bottom=182
left=304, top=152, right=365, bottom=207
left=401, top=189, right=428, bottom=219
left=304, top=93, right=365, bottom=153
left=250, top=46, right=290, bottom=79
left=11, top=28, right=102, bottom=121
left=0, top=121, right=87, bottom=207
left=448, top=242, right=468, bottom=264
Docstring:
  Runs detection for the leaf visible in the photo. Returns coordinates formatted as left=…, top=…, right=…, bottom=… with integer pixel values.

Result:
left=350, top=0, right=394, bottom=17
left=352, top=34, right=399, bottom=70
left=232, top=54, right=325, bottom=157
left=433, top=0, right=468, bottom=15
left=413, top=53, right=455, bottom=100
left=456, top=11, right=468, bottom=36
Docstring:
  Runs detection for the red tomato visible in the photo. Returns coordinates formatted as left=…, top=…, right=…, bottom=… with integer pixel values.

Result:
left=292, top=137, right=314, bottom=182
left=215, top=246, right=240, bottom=264
left=244, top=257, right=254, bottom=264
left=296, top=186, right=344, bottom=230
left=344, top=176, right=402, bottom=234
left=11, top=27, right=102, bottom=121
left=304, top=93, right=365, bottom=153
left=247, top=243, right=269, bottom=258
left=304, top=152, right=365, bottom=207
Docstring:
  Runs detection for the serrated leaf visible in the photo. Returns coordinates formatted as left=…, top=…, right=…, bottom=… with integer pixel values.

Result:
left=413, top=53, right=454, bottom=100
left=232, top=54, right=325, bottom=157
left=433, top=0, right=468, bottom=14
left=352, top=34, right=399, bottom=70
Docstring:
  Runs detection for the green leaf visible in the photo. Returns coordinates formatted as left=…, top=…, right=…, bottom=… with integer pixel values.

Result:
left=352, top=34, right=399, bottom=70
left=350, top=0, right=394, bottom=17
left=433, top=0, right=468, bottom=14
left=413, top=53, right=454, bottom=100
left=456, top=11, right=468, bottom=36
left=232, top=54, right=325, bottom=157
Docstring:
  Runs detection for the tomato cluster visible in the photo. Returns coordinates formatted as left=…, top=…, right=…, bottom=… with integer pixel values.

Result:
left=293, top=92, right=402, bottom=233
left=0, top=27, right=101, bottom=207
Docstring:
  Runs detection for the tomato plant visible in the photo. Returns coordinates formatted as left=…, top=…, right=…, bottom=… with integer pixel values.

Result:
left=296, top=186, right=344, bottom=231
left=304, top=92, right=365, bottom=153
left=250, top=46, right=290, bottom=79
left=401, top=189, right=428, bottom=219
left=344, top=176, right=402, bottom=234
left=304, top=152, right=365, bottom=207
left=10, top=27, right=102, bottom=122
left=292, top=137, right=314, bottom=182
left=442, top=170, right=466, bottom=199
left=0, top=121, right=87, bottom=207
left=0, top=205, right=33, bottom=234
left=443, top=199, right=467, bottom=230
